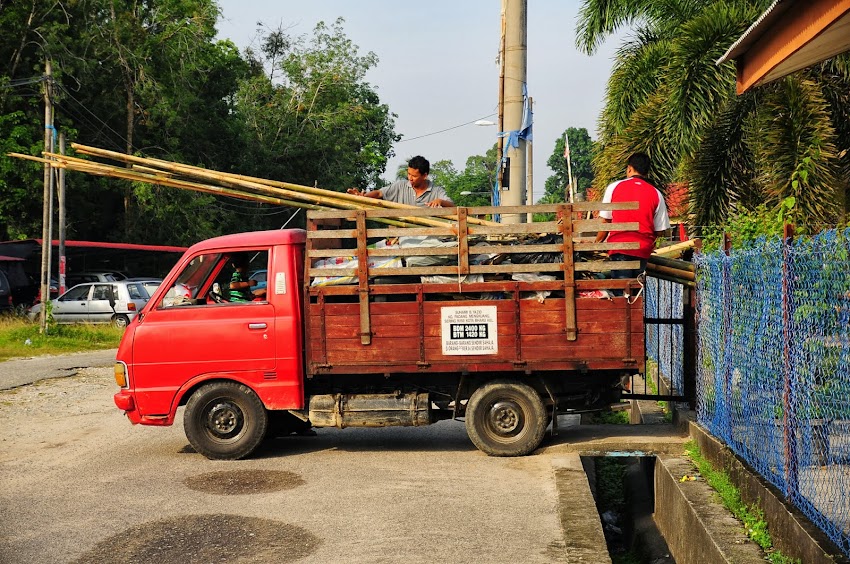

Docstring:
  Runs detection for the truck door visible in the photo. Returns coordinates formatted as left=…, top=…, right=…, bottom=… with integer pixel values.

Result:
left=129, top=250, right=276, bottom=416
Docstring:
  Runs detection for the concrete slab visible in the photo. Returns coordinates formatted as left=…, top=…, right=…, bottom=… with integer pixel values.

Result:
left=541, top=423, right=689, bottom=457
left=691, top=423, right=850, bottom=564
left=655, top=455, right=765, bottom=564
left=551, top=454, right=612, bottom=563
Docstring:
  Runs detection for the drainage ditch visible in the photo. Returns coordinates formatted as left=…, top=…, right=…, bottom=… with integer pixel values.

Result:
left=584, top=455, right=675, bottom=564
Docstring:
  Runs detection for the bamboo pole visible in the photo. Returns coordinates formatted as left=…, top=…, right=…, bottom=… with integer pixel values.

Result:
left=13, top=152, right=419, bottom=229
left=70, top=143, right=500, bottom=228
left=45, top=151, right=430, bottom=228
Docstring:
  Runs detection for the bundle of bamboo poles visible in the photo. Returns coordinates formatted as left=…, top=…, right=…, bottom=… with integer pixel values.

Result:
left=9, top=143, right=500, bottom=229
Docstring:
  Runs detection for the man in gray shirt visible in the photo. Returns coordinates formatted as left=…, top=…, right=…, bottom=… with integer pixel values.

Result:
left=347, top=155, right=455, bottom=208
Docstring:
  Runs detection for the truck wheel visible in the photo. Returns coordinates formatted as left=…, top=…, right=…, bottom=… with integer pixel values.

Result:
left=465, top=380, right=547, bottom=457
left=111, top=314, right=130, bottom=328
left=184, top=382, right=268, bottom=460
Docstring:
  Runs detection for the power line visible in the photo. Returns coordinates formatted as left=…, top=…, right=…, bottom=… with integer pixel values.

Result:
left=54, top=83, right=130, bottom=153
left=398, top=112, right=498, bottom=143
left=0, top=76, right=46, bottom=89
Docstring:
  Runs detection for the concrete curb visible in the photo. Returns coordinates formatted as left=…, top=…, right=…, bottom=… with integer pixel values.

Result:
left=690, top=422, right=849, bottom=564
left=551, top=454, right=612, bottom=563
left=654, top=455, right=765, bottom=563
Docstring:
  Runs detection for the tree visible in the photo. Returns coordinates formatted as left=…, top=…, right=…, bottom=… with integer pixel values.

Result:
left=542, top=127, right=595, bottom=203
left=234, top=18, right=399, bottom=196
left=0, top=0, right=252, bottom=244
left=576, top=0, right=850, bottom=228
left=0, top=8, right=400, bottom=244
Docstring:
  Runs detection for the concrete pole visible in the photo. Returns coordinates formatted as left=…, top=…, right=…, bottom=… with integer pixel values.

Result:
left=58, top=132, right=66, bottom=295
left=496, top=0, right=506, bottom=201
left=526, top=98, right=533, bottom=222
left=501, top=0, right=527, bottom=223
left=39, top=60, right=53, bottom=334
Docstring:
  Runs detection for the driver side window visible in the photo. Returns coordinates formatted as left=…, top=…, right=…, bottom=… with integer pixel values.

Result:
left=160, top=249, right=270, bottom=307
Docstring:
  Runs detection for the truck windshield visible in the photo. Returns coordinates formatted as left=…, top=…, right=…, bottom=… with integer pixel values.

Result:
left=161, top=253, right=222, bottom=307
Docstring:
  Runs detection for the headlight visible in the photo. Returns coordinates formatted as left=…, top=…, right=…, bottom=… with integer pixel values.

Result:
left=114, top=362, right=128, bottom=388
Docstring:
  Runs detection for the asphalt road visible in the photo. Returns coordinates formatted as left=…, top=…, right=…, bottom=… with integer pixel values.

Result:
left=0, top=348, right=117, bottom=390
left=0, top=351, right=685, bottom=563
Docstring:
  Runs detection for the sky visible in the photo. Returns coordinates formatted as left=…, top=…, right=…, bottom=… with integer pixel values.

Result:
left=215, top=0, right=624, bottom=203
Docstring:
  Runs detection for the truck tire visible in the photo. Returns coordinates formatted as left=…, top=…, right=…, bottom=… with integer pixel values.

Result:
left=465, top=380, right=547, bottom=457
left=184, top=382, right=268, bottom=460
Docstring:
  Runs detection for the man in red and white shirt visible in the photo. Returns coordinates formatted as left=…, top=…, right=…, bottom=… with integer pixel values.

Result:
left=595, top=153, right=670, bottom=279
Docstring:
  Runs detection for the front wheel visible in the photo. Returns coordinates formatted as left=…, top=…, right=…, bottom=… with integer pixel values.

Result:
left=184, top=382, right=268, bottom=460
left=465, top=380, right=547, bottom=457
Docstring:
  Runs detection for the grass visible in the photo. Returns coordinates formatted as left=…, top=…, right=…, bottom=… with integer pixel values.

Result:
left=683, top=440, right=800, bottom=564
left=585, top=407, right=631, bottom=425
left=644, top=360, right=674, bottom=423
left=0, top=316, right=123, bottom=362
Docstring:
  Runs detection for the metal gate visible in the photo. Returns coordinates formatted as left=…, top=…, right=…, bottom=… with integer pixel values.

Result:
left=623, top=262, right=696, bottom=405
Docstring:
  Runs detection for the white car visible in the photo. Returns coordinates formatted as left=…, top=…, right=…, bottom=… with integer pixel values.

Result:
left=28, top=281, right=153, bottom=328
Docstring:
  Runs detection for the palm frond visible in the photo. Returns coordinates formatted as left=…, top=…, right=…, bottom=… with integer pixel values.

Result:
left=688, top=93, right=758, bottom=226
left=599, top=37, right=671, bottom=140
left=749, top=76, right=841, bottom=225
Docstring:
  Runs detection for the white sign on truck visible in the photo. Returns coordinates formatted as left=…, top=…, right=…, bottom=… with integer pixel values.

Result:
left=440, top=306, right=498, bottom=355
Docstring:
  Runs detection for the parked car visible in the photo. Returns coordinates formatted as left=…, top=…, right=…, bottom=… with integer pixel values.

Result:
left=0, top=270, right=12, bottom=313
left=248, top=269, right=267, bottom=291
left=66, top=271, right=127, bottom=287
left=136, top=279, right=162, bottom=298
left=28, top=280, right=152, bottom=328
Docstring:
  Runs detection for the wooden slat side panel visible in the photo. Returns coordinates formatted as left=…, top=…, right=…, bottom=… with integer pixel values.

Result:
left=308, top=297, right=646, bottom=371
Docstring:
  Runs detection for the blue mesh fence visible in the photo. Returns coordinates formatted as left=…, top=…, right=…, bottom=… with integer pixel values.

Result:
left=644, top=276, right=684, bottom=395
left=694, top=228, right=850, bottom=557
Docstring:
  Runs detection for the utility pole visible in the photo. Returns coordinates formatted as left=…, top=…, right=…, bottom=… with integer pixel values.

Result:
left=58, top=132, right=66, bottom=295
left=500, top=0, right=528, bottom=223
left=496, top=0, right=506, bottom=204
left=526, top=96, right=533, bottom=222
left=39, top=60, right=54, bottom=334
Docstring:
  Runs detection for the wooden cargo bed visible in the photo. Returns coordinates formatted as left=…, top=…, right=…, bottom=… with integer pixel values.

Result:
left=304, top=203, right=646, bottom=377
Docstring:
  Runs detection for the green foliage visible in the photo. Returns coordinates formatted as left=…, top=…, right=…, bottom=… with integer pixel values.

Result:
left=701, top=196, right=798, bottom=251
left=543, top=127, right=595, bottom=203
left=0, top=6, right=400, bottom=243
left=585, top=408, right=630, bottom=424
left=235, top=18, right=398, bottom=193
left=577, top=0, right=850, bottom=229
left=683, top=440, right=801, bottom=564
left=0, top=317, right=122, bottom=362
left=432, top=147, right=499, bottom=207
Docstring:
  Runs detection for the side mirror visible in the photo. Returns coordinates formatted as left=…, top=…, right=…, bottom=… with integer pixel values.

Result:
left=109, top=286, right=117, bottom=309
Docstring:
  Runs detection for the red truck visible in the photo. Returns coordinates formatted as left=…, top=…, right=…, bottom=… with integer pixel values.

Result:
left=113, top=204, right=645, bottom=459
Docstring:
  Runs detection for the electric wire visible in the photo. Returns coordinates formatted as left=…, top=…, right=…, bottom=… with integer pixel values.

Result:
left=397, top=112, right=498, bottom=143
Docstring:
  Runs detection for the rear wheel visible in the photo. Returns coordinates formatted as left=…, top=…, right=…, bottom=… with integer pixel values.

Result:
left=111, top=314, right=130, bottom=328
left=465, top=380, right=547, bottom=457
left=184, top=382, right=268, bottom=460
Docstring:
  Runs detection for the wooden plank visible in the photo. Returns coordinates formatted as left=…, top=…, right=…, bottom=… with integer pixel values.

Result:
left=520, top=333, right=628, bottom=349
left=355, top=212, right=372, bottom=345
left=559, top=204, right=578, bottom=341
left=519, top=319, right=643, bottom=335
left=520, top=345, right=636, bottom=362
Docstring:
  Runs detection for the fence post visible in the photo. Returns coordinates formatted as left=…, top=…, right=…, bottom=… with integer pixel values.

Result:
left=782, top=223, right=798, bottom=498
left=721, top=233, right=732, bottom=441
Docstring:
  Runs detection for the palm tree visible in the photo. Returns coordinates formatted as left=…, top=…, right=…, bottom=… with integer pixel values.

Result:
left=576, top=0, right=850, bottom=229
